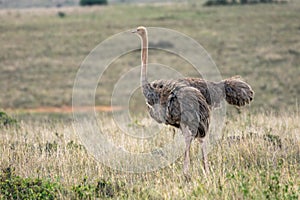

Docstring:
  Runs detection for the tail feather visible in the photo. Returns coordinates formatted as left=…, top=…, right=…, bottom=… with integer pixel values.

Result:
left=223, top=76, right=254, bottom=107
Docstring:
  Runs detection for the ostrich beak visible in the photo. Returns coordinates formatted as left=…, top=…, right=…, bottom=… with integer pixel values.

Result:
left=131, top=29, right=137, bottom=33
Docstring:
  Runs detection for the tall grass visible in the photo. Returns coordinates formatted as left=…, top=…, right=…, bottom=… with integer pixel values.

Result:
left=1, top=112, right=299, bottom=199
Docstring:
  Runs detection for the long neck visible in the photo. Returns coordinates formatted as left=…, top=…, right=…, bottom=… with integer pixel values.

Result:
left=140, top=33, right=148, bottom=87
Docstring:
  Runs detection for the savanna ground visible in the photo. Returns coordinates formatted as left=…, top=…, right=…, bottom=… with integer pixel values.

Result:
left=0, top=2, right=299, bottom=199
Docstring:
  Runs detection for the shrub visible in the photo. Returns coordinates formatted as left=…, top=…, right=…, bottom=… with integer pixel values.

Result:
left=57, top=11, right=66, bottom=18
left=0, top=167, right=61, bottom=199
left=204, top=0, right=229, bottom=6
left=204, top=0, right=281, bottom=6
left=72, top=177, right=126, bottom=199
left=79, top=0, right=107, bottom=6
left=0, top=111, right=17, bottom=127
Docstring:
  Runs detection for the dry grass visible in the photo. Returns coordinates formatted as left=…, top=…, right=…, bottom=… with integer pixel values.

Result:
left=1, top=112, right=299, bottom=199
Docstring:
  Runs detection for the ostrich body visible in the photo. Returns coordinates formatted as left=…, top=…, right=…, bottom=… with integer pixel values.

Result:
left=132, top=26, right=254, bottom=177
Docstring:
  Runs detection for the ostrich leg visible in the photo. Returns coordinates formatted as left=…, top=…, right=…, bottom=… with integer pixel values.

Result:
left=198, top=138, right=209, bottom=174
left=181, top=125, right=193, bottom=178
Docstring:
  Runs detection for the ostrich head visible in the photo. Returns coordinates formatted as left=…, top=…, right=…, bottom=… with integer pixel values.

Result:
left=131, top=26, right=147, bottom=37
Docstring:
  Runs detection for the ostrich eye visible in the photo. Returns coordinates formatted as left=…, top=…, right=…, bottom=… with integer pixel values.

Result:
left=152, top=83, right=157, bottom=87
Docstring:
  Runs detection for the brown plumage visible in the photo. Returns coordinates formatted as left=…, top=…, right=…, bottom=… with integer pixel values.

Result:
left=132, top=26, right=254, bottom=178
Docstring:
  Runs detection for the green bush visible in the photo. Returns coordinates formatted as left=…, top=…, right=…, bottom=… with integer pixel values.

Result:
left=0, top=167, right=61, bottom=200
left=79, top=0, right=107, bottom=6
left=204, top=0, right=279, bottom=6
left=72, top=177, right=126, bottom=199
left=204, top=0, right=229, bottom=5
left=0, top=111, right=17, bottom=127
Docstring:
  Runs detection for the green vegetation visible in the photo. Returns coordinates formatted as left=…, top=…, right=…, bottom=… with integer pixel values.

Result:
left=0, top=166, right=126, bottom=199
left=204, top=0, right=288, bottom=6
left=72, top=177, right=126, bottom=199
left=0, top=111, right=18, bottom=127
left=0, top=167, right=61, bottom=199
left=79, top=0, right=108, bottom=6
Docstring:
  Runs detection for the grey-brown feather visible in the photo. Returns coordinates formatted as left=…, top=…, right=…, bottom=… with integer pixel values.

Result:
left=145, top=76, right=254, bottom=137
left=166, top=86, right=210, bottom=138
left=222, top=76, right=254, bottom=106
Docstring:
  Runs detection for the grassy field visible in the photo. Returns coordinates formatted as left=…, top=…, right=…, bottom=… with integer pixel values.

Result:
left=0, top=2, right=299, bottom=199
left=1, top=112, right=299, bottom=199
left=0, top=2, right=299, bottom=112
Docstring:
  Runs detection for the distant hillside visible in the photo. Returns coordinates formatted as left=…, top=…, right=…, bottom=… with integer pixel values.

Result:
left=0, top=0, right=78, bottom=8
left=0, top=0, right=189, bottom=9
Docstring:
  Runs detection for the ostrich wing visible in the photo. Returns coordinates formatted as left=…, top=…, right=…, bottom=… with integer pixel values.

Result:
left=167, top=86, right=210, bottom=138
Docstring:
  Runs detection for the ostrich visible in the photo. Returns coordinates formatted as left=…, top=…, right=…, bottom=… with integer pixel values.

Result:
left=132, top=26, right=254, bottom=177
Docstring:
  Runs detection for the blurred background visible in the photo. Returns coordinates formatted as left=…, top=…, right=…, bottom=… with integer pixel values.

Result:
left=0, top=0, right=299, bottom=116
